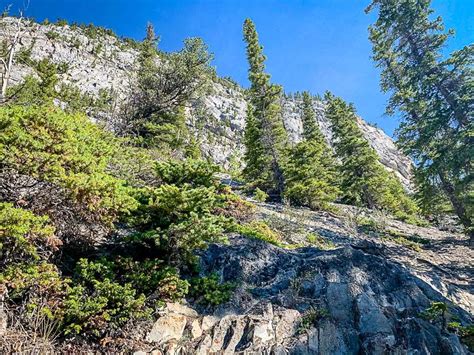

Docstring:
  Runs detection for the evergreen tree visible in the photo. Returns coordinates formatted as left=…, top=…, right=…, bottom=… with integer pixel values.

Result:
left=122, top=24, right=212, bottom=154
left=242, top=18, right=288, bottom=198
left=366, top=0, right=473, bottom=239
left=325, top=92, right=419, bottom=220
left=301, top=91, right=321, bottom=141
left=284, top=91, right=339, bottom=210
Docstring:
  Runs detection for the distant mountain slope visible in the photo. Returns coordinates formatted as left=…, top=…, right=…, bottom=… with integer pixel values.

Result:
left=2, top=17, right=412, bottom=189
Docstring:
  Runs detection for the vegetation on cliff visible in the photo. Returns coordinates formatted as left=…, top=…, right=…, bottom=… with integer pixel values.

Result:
left=0, top=1, right=472, bottom=351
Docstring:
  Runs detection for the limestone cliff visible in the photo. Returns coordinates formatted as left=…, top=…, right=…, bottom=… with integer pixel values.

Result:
left=2, top=17, right=413, bottom=189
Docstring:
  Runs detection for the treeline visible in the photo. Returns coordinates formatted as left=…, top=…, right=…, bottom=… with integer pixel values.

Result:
left=242, top=18, right=420, bottom=224
left=242, top=8, right=472, bottom=239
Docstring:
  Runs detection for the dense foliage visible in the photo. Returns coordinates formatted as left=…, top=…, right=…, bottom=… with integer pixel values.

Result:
left=1, top=11, right=470, bottom=352
left=366, top=0, right=473, bottom=239
left=325, top=92, right=419, bottom=221
left=0, top=102, right=242, bottom=344
left=284, top=92, right=340, bottom=210
left=119, top=23, right=213, bottom=154
left=0, top=105, right=137, bottom=225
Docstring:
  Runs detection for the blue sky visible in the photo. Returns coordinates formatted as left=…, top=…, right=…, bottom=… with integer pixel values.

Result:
left=7, top=0, right=474, bottom=136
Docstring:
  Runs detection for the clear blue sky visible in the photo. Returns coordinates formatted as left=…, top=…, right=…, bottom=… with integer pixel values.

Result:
left=7, top=0, right=474, bottom=136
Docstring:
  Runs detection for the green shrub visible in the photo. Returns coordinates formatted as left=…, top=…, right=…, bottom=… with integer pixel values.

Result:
left=189, top=273, right=235, bottom=306
left=297, top=307, right=329, bottom=333
left=420, top=302, right=473, bottom=350
left=127, top=159, right=233, bottom=265
left=129, top=184, right=229, bottom=265
left=420, top=302, right=448, bottom=321
left=453, top=324, right=474, bottom=351
left=254, top=187, right=268, bottom=202
left=62, top=258, right=152, bottom=336
left=357, top=216, right=382, bottom=234
left=0, top=262, right=67, bottom=315
left=82, top=257, right=189, bottom=301
left=155, top=272, right=190, bottom=303
left=232, top=221, right=282, bottom=247
left=0, top=105, right=138, bottom=223
left=64, top=280, right=149, bottom=336
left=0, top=203, right=60, bottom=266
left=215, top=186, right=256, bottom=223
left=389, top=236, right=422, bottom=252
left=306, top=232, right=335, bottom=250
left=155, top=159, right=219, bottom=188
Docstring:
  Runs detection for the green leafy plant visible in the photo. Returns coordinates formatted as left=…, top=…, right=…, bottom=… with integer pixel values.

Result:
left=389, top=236, right=422, bottom=252
left=189, top=273, right=235, bottom=306
left=64, top=279, right=149, bottom=336
left=420, top=302, right=449, bottom=328
left=213, top=186, right=256, bottom=223
left=155, top=159, right=219, bottom=188
left=62, top=258, right=153, bottom=336
left=357, top=216, right=382, bottom=234
left=0, top=203, right=60, bottom=266
left=420, top=302, right=473, bottom=350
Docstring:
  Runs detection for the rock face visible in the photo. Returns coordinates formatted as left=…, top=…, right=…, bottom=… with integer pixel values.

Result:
left=1, top=17, right=412, bottom=189
left=142, top=236, right=471, bottom=354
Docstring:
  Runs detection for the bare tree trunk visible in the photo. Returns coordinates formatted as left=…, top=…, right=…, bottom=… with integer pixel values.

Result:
left=0, top=16, right=24, bottom=104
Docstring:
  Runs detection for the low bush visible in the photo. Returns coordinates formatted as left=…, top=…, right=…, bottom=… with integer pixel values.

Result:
left=253, top=187, right=268, bottom=202
left=297, top=307, right=329, bottom=333
left=128, top=183, right=229, bottom=265
left=0, top=105, right=138, bottom=225
left=0, top=203, right=61, bottom=266
left=189, top=273, right=235, bottom=306
left=232, top=221, right=282, bottom=247
left=155, top=158, right=219, bottom=188
left=306, top=232, right=336, bottom=250
left=214, top=186, right=256, bottom=223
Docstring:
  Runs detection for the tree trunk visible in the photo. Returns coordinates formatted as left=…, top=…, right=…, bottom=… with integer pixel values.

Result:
left=0, top=16, right=23, bottom=104
left=438, top=172, right=472, bottom=241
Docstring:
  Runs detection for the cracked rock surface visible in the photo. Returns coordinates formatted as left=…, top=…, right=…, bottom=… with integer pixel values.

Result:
left=141, top=236, right=471, bottom=354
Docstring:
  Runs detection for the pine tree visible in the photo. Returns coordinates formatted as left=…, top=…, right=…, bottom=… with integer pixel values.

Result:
left=284, top=91, right=339, bottom=210
left=366, top=0, right=473, bottom=239
left=325, top=92, right=418, bottom=220
left=242, top=18, right=288, bottom=198
left=123, top=24, right=213, bottom=153
left=301, top=91, right=321, bottom=141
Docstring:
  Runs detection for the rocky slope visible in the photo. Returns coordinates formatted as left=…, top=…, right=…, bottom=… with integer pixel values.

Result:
left=2, top=17, right=412, bottom=189
left=86, top=198, right=473, bottom=354
left=1, top=18, right=472, bottom=355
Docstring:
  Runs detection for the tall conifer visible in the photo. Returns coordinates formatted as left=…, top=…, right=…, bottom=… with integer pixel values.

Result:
left=325, top=92, right=418, bottom=220
left=366, top=0, right=473, bottom=238
left=242, top=18, right=288, bottom=198
left=284, top=91, right=339, bottom=210
left=301, top=91, right=321, bottom=142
